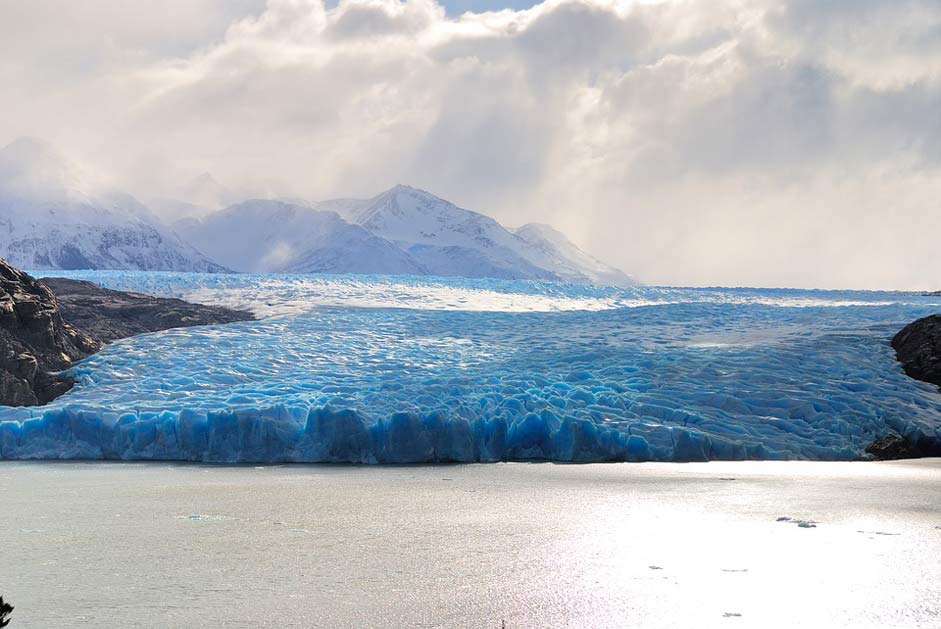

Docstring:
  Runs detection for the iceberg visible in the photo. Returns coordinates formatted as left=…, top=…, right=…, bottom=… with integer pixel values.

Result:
left=2, top=272, right=941, bottom=463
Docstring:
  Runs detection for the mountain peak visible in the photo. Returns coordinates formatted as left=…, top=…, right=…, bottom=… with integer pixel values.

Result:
left=353, top=183, right=466, bottom=229
left=179, top=171, right=234, bottom=211
left=2, top=136, right=64, bottom=161
left=191, top=171, right=218, bottom=184
left=381, top=184, right=443, bottom=201
left=0, top=137, right=70, bottom=177
left=516, top=222, right=563, bottom=238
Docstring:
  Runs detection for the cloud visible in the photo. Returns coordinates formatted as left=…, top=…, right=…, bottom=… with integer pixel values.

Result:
left=261, top=241, right=296, bottom=270
left=329, top=0, right=444, bottom=38
left=1, top=0, right=940, bottom=288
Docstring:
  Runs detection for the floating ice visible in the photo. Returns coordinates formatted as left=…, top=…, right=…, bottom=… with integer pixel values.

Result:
left=177, top=514, right=234, bottom=522
left=2, top=272, right=941, bottom=463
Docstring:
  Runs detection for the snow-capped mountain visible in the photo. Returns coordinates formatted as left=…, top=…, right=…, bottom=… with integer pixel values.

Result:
left=180, top=184, right=634, bottom=283
left=327, top=185, right=557, bottom=281
left=0, top=138, right=227, bottom=272
left=514, top=223, right=636, bottom=286
left=180, top=172, right=235, bottom=211
left=324, top=185, right=635, bottom=284
left=177, top=199, right=425, bottom=275
left=0, top=138, right=633, bottom=283
left=150, top=172, right=237, bottom=223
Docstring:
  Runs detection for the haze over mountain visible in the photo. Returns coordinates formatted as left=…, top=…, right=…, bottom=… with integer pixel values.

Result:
left=151, top=172, right=239, bottom=223
left=514, top=223, right=634, bottom=288
left=181, top=185, right=635, bottom=284
left=0, top=138, right=226, bottom=272
left=0, top=138, right=633, bottom=284
left=177, top=199, right=425, bottom=275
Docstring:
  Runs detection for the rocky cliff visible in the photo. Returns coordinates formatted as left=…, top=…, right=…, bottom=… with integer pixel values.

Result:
left=0, top=259, right=99, bottom=405
left=0, top=259, right=253, bottom=407
left=892, top=315, right=941, bottom=389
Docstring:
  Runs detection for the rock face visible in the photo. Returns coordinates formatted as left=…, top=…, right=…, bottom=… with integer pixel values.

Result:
left=0, top=259, right=254, bottom=407
left=892, top=314, right=941, bottom=388
left=42, top=277, right=254, bottom=343
left=0, top=259, right=99, bottom=405
left=865, top=435, right=923, bottom=460
left=873, top=315, right=941, bottom=459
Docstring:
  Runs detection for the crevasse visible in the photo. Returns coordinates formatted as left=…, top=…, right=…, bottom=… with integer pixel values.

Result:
left=2, top=272, right=940, bottom=463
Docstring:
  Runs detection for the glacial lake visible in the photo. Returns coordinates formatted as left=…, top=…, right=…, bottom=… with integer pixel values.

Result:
left=2, top=459, right=940, bottom=627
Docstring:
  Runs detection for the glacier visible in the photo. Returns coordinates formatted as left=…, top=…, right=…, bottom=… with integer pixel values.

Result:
left=2, top=271, right=941, bottom=463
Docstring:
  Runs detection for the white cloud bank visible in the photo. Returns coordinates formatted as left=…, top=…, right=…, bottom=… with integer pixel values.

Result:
left=1, top=0, right=940, bottom=288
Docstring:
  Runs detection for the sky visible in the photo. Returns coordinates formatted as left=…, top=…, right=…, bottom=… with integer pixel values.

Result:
left=1, top=0, right=939, bottom=289
left=327, top=0, right=542, bottom=12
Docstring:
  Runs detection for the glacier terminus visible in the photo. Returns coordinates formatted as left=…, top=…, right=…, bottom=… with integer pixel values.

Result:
left=2, top=271, right=940, bottom=464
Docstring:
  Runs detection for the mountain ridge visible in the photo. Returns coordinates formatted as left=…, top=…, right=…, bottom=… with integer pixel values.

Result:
left=177, top=198, right=426, bottom=275
left=0, top=138, right=635, bottom=285
left=0, top=138, right=229, bottom=273
left=318, top=184, right=635, bottom=285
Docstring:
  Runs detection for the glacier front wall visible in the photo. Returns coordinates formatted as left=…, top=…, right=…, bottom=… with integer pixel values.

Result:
left=3, top=272, right=941, bottom=463
left=1, top=405, right=787, bottom=463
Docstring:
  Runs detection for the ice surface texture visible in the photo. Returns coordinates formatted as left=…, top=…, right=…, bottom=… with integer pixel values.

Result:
left=3, top=272, right=941, bottom=463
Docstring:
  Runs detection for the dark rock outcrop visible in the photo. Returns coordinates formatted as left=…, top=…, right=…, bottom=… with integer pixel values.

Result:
left=42, top=277, right=253, bottom=343
left=0, top=259, right=254, bottom=407
left=892, top=314, right=941, bottom=389
left=864, top=434, right=941, bottom=460
left=0, top=260, right=100, bottom=405
left=880, top=315, right=941, bottom=459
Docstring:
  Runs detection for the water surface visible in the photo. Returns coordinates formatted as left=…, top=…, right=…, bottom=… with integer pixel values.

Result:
left=2, top=460, right=940, bottom=627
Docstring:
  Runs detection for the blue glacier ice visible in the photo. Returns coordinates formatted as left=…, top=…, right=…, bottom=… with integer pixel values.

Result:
left=2, top=271, right=941, bottom=463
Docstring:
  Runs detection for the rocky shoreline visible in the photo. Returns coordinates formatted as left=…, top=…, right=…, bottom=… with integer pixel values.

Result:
left=892, top=314, right=941, bottom=389
left=865, top=315, right=941, bottom=460
left=0, top=259, right=252, bottom=407
left=41, top=277, right=254, bottom=344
